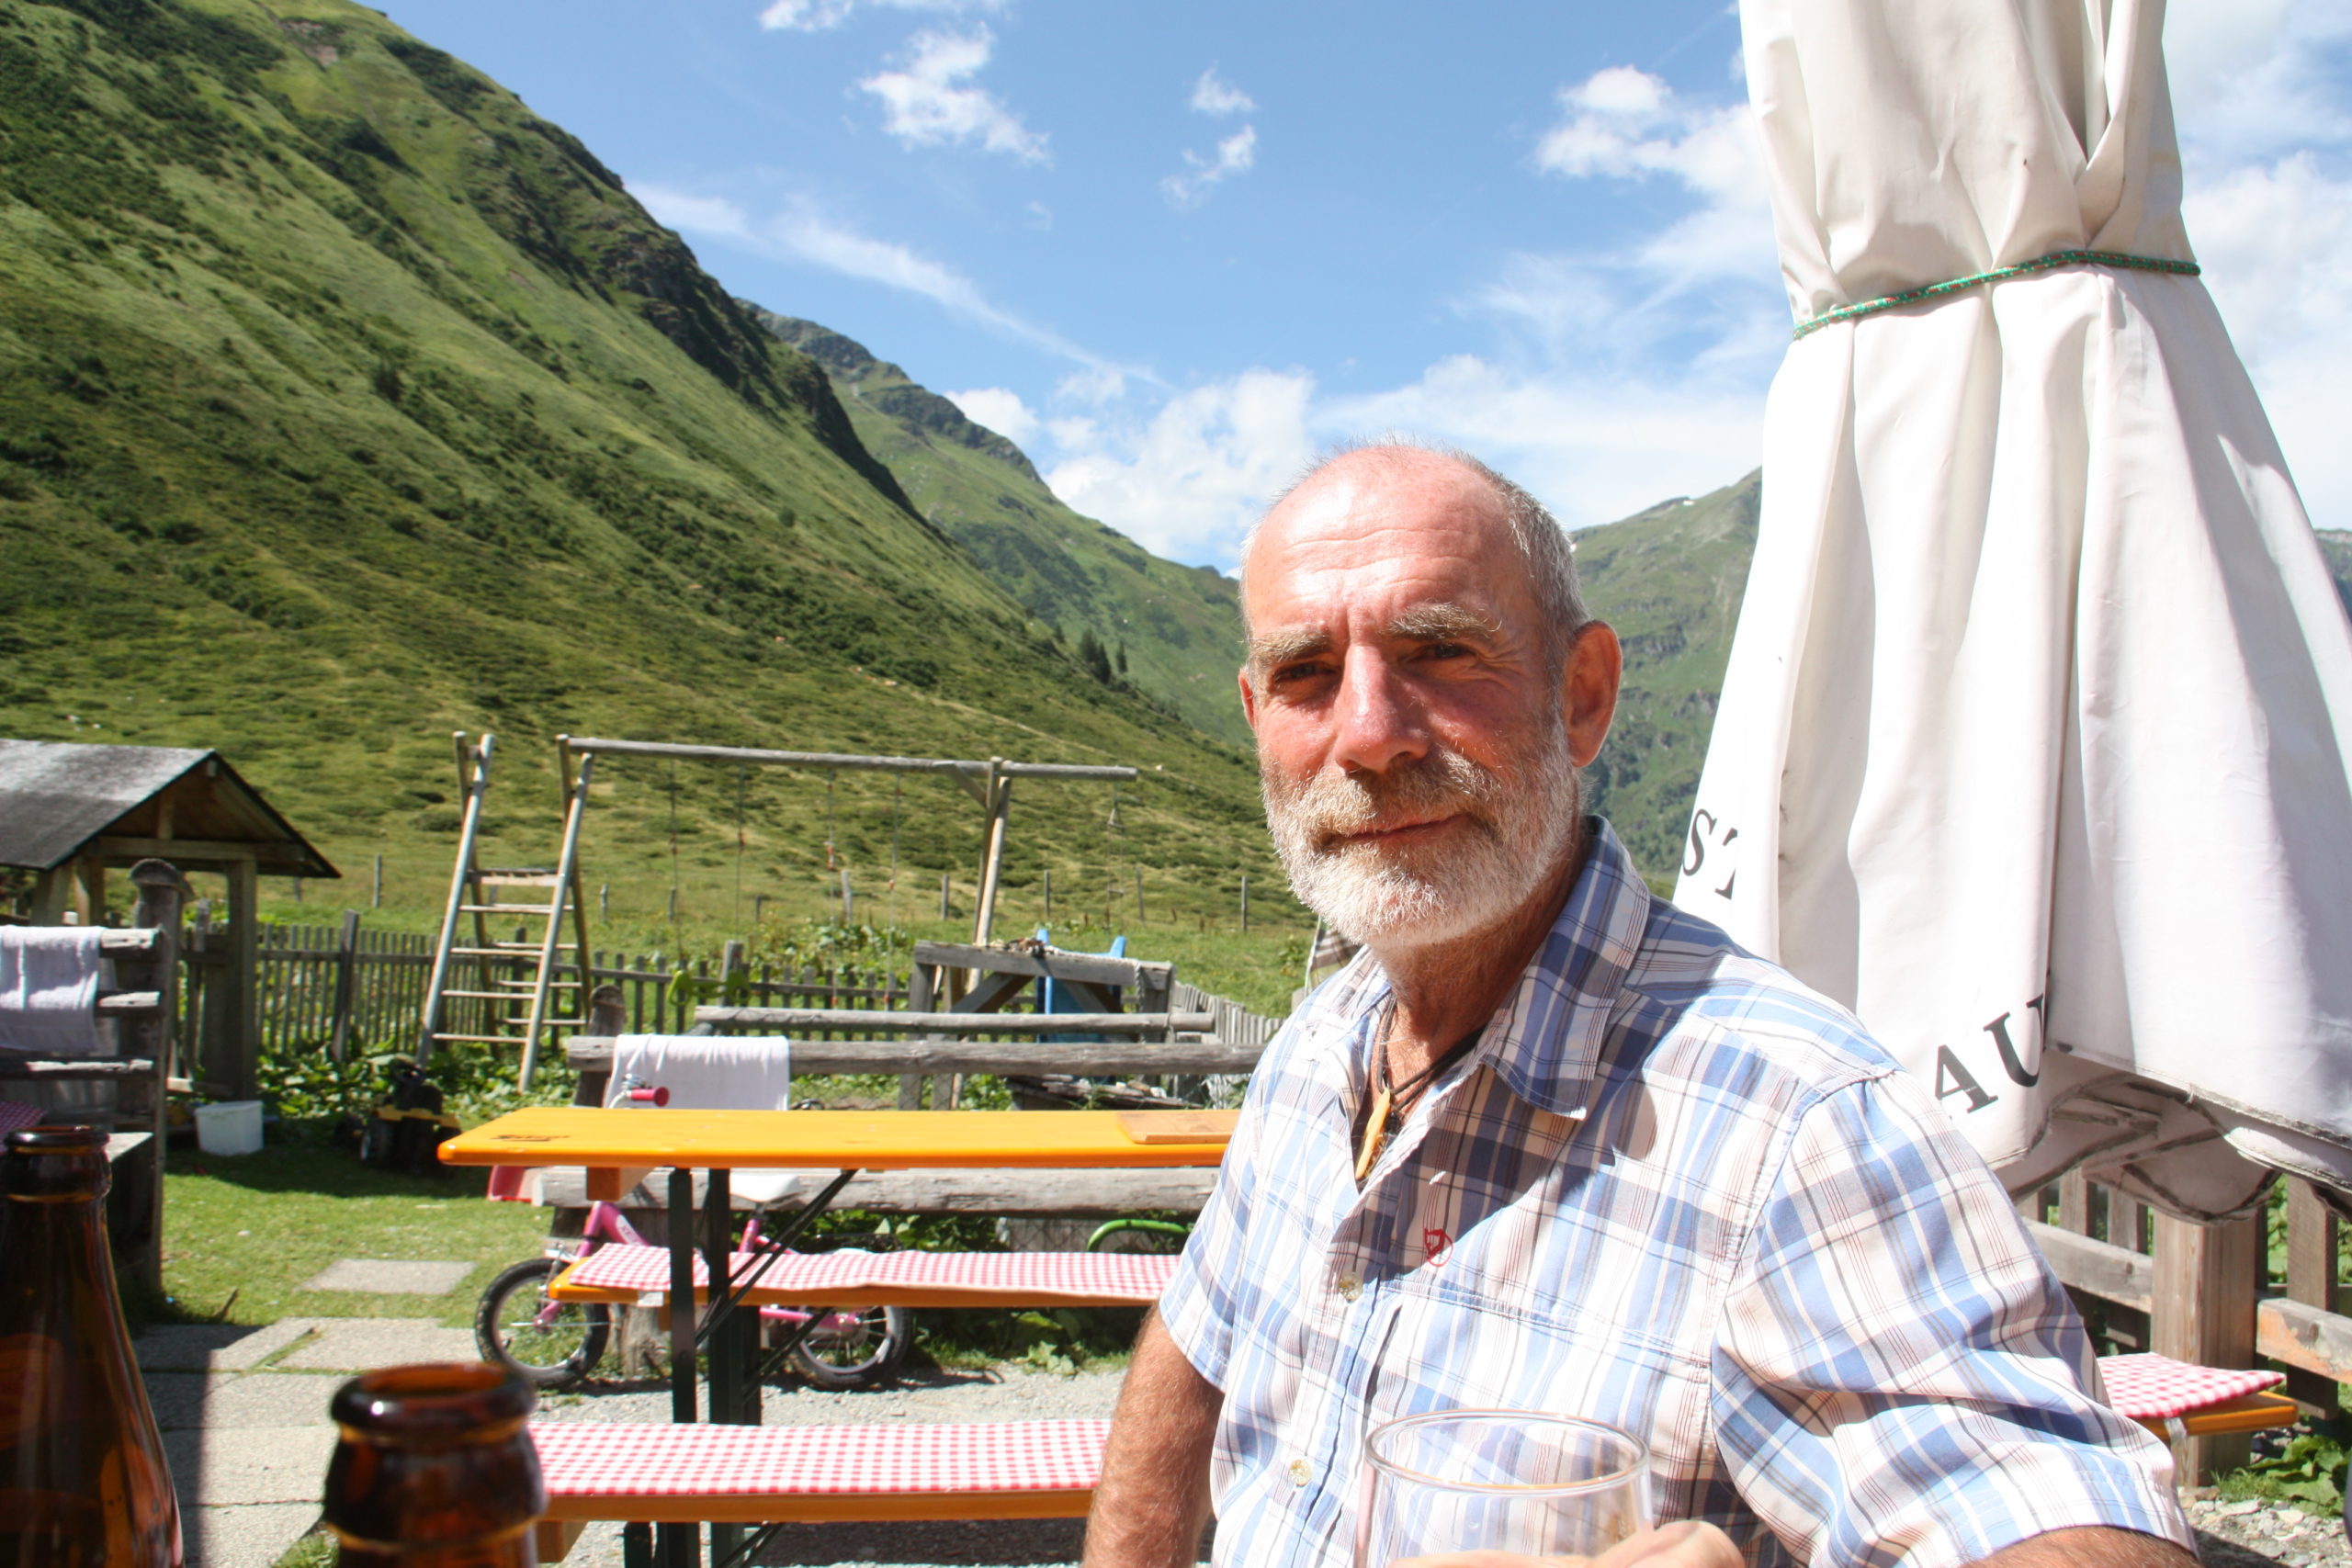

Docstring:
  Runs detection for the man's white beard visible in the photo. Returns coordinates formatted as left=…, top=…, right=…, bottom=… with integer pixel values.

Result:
left=1261, top=723, right=1582, bottom=952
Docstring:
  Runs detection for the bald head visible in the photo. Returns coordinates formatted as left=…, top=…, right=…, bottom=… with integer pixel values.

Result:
left=1239, top=444, right=1588, bottom=660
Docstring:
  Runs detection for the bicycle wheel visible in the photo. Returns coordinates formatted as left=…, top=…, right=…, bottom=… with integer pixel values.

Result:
left=782, top=1304, right=913, bottom=1390
left=475, top=1258, right=611, bottom=1390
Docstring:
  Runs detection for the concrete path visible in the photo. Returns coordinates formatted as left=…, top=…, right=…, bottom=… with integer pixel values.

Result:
left=136, top=1316, right=477, bottom=1568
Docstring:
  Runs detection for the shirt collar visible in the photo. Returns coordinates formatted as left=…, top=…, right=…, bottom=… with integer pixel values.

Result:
left=1295, top=818, right=1655, bottom=1122
left=1482, top=817, right=1654, bottom=1119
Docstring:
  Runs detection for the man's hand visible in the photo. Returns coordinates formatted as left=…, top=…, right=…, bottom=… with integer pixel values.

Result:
left=1083, top=1308, right=1221, bottom=1568
left=1391, top=1519, right=1742, bottom=1568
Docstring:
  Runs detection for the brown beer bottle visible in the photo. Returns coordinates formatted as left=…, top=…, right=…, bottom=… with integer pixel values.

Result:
left=0, top=1126, right=183, bottom=1567
left=322, top=1362, right=546, bottom=1566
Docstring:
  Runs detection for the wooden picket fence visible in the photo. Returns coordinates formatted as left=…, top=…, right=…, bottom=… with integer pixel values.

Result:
left=175, top=915, right=1108, bottom=1063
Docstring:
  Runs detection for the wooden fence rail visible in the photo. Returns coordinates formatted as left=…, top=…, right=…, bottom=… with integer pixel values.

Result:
left=2024, top=1170, right=2352, bottom=1483
left=172, top=918, right=910, bottom=1076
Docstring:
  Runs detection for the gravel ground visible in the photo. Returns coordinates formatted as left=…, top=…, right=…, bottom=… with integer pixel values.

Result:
left=2188, top=1493, right=2351, bottom=1568
left=534, top=1363, right=1129, bottom=1568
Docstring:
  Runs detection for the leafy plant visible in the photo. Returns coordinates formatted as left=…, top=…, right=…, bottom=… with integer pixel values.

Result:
left=2232, top=1427, right=2349, bottom=1508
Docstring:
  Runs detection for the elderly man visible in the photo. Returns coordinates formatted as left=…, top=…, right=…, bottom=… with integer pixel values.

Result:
left=1083, top=446, right=2195, bottom=1568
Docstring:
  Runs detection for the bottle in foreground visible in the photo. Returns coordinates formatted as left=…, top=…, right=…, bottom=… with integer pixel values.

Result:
left=322, top=1361, right=546, bottom=1567
left=0, top=1125, right=183, bottom=1568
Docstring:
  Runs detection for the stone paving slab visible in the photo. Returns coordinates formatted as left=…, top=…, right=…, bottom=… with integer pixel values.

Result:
left=146, top=1372, right=241, bottom=1432
left=136, top=1320, right=311, bottom=1372
left=157, top=1371, right=346, bottom=1430
left=300, top=1258, right=477, bottom=1296
left=182, top=1503, right=321, bottom=1568
left=164, top=1424, right=337, bottom=1507
left=270, top=1316, right=478, bottom=1370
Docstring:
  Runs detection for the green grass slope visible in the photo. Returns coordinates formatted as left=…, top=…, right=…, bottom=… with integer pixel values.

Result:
left=0, top=0, right=1295, bottom=941
left=746, top=310, right=1252, bottom=745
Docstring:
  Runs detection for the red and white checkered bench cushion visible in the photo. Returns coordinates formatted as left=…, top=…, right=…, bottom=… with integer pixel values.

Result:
left=0, top=1101, right=44, bottom=1138
left=560, top=1244, right=1174, bottom=1303
left=532, top=1418, right=1109, bottom=1501
left=2097, top=1354, right=2285, bottom=1419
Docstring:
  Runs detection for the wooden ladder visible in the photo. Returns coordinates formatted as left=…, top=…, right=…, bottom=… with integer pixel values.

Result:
left=416, top=732, right=596, bottom=1088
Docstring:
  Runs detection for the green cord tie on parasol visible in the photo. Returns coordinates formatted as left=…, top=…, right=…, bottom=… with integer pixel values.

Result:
left=1792, top=249, right=2201, bottom=340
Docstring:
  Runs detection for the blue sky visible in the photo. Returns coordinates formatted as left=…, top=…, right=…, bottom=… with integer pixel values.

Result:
left=378, top=0, right=2352, bottom=570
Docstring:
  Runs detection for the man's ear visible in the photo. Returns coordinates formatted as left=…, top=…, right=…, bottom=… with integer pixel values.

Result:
left=1238, top=665, right=1260, bottom=728
left=1564, top=621, right=1622, bottom=770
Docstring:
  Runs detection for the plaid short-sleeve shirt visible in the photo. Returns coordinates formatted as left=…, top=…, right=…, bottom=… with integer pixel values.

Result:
left=1159, top=819, right=2189, bottom=1568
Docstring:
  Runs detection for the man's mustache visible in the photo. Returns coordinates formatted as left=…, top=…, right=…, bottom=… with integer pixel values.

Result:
left=1266, top=750, right=1499, bottom=849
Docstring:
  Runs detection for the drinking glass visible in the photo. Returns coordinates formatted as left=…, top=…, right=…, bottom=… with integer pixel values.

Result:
left=1355, top=1410, right=1650, bottom=1568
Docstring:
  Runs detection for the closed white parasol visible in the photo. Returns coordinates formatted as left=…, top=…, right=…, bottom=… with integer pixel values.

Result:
left=1679, top=0, right=2352, bottom=1220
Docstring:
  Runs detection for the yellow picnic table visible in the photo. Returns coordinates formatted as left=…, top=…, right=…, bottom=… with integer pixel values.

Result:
left=445, top=1106, right=1233, bottom=1562
left=437, top=1106, right=1235, bottom=1174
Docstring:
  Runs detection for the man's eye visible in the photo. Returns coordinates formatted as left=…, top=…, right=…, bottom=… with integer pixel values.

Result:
left=1420, top=642, right=1471, bottom=661
left=1271, top=661, right=1331, bottom=686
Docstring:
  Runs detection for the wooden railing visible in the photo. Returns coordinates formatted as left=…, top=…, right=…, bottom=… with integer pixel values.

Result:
left=2023, top=1169, right=2352, bottom=1480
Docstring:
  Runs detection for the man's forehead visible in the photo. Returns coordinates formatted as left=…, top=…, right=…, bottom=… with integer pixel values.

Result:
left=1244, top=454, right=1523, bottom=626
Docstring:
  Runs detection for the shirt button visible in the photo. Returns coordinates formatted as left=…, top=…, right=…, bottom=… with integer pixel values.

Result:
left=1336, top=1272, right=1362, bottom=1301
left=1288, top=1460, right=1312, bottom=1486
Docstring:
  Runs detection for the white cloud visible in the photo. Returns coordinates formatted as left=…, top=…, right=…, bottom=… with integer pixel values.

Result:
left=858, top=27, right=1047, bottom=163
left=1188, top=67, right=1255, bottom=117
left=631, top=182, right=1122, bottom=372
left=944, top=386, right=1042, bottom=446
left=1534, top=65, right=1776, bottom=288
left=757, top=0, right=999, bottom=32
left=1163, top=125, right=1258, bottom=209
left=1045, top=370, right=1317, bottom=564
left=2189, top=152, right=2352, bottom=527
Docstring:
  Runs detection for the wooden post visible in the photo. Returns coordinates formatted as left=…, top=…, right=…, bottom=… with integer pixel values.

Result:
left=292, top=874, right=303, bottom=904
left=971, top=762, right=1012, bottom=948
left=600, top=883, right=610, bottom=919
left=123, top=860, right=186, bottom=1295
left=1042, top=868, right=1052, bottom=922
left=939, top=874, right=951, bottom=920
left=328, top=909, right=361, bottom=1063
left=1134, top=868, right=1147, bottom=925
left=752, top=893, right=766, bottom=925
left=1239, top=874, right=1250, bottom=932
left=2153, top=1211, right=2263, bottom=1482
left=2057, top=1170, right=2089, bottom=1235
left=667, top=887, right=678, bottom=923
left=841, top=869, right=854, bottom=924
left=72, top=853, right=104, bottom=925
left=2285, top=1179, right=2341, bottom=1411
left=371, top=854, right=383, bottom=909
left=901, top=960, right=934, bottom=1111
left=215, top=857, right=260, bottom=1100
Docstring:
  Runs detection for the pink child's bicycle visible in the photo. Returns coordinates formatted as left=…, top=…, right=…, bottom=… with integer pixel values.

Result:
left=473, top=1200, right=913, bottom=1392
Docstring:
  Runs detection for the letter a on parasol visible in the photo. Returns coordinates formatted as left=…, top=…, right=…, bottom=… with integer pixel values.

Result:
left=1679, top=0, right=2352, bottom=1220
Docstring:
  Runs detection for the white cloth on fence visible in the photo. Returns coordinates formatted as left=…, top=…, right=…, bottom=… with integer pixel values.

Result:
left=0, top=928, right=107, bottom=1058
left=1677, top=0, right=2352, bottom=1221
left=613, top=1034, right=799, bottom=1205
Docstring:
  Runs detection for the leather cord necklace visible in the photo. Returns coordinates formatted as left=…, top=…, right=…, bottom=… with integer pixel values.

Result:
left=1354, top=1014, right=1483, bottom=1183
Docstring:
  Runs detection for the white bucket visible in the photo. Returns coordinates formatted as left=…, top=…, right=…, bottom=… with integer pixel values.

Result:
left=193, top=1099, right=264, bottom=1157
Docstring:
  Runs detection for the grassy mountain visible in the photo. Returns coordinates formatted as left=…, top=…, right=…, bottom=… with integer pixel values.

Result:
left=745, top=310, right=1251, bottom=745
left=0, top=0, right=1292, bottom=944
left=1571, top=471, right=1759, bottom=878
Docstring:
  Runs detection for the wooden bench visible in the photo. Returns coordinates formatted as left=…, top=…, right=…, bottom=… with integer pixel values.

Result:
left=547, top=1243, right=1174, bottom=1308
left=2098, top=1352, right=2300, bottom=1443
left=528, top=1417, right=1107, bottom=1563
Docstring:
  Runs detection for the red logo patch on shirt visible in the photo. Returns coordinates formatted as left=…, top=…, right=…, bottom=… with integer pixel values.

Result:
left=1422, top=1227, right=1452, bottom=1268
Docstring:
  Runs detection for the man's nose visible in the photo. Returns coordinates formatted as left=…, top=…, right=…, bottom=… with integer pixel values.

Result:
left=1329, top=646, right=1430, bottom=776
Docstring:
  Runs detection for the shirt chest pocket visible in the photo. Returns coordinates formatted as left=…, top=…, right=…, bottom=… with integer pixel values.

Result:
left=1360, top=1182, right=1720, bottom=1444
